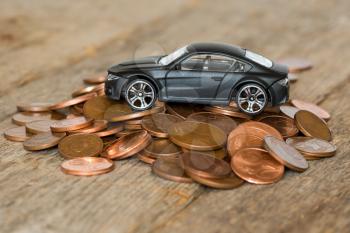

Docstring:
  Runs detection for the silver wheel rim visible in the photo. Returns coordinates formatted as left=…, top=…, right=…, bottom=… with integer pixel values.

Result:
left=237, top=85, right=266, bottom=114
left=126, top=80, right=155, bottom=110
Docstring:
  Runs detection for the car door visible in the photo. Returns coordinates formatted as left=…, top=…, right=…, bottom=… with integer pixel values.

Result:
left=165, top=54, right=233, bottom=101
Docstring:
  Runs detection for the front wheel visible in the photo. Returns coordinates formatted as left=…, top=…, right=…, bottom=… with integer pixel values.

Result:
left=236, top=84, right=267, bottom=115
left=125, top=79, right=157, bottom=111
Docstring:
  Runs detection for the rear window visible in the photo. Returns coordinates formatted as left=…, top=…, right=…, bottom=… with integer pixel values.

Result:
left=245, top=50, right=273, bottom=68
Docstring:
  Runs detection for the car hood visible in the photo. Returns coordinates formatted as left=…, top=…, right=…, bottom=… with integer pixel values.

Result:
left=271, top=62, right=289, bottom=75
left=108, top=56, right=163, bottom=74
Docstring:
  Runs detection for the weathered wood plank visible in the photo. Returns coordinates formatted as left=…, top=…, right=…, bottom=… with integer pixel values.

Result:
left=0, top=0, right=349, bottom=233
left=0, top=0, right=188, bottom=96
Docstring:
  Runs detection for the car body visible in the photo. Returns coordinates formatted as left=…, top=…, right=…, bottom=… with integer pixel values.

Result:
left=105, top=42, right=289, bottom=115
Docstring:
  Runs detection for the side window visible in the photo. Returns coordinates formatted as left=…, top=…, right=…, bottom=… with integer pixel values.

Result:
left=232, top=60, right=252, bottom=72
left=180, top=54, right=207, bottom=71
left=180, top=54, right=236, bottom=72
left=207, top=55, right=236, bottom=72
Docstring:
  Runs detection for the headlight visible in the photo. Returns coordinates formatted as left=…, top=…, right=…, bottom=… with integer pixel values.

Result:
left=277, top=78, right=288, bottom=86
left=107, top=74, right=119, bottom=80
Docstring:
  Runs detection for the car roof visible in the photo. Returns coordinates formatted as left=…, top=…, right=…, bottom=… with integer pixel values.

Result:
left=187, top=42, right=246, bottom=58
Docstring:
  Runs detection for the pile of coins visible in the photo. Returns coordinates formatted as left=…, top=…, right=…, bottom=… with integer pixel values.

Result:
left=3, top=59, right=337, bottom=189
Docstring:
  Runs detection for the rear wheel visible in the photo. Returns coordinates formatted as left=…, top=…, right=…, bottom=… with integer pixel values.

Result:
left=236, top=84, right=267, bottom=115
left=125, top=79, right=157, bottom=111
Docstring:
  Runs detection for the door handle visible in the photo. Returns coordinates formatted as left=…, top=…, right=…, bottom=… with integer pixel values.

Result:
left=211, top=76, right=223, bottom=81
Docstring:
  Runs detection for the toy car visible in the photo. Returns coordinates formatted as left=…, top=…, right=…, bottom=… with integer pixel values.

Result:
left=105, top=42, right=289, bottom=115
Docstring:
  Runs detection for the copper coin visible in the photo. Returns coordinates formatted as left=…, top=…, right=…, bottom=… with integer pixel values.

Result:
left=23, top=132, right=66, bottom=151
left=72, top=84, right=105, bottom=97
left=286, top=137, right=336, bottom=157
left=180, top=152, right=231, bottom=179
left=69, top=120, right=108, bottom=134
left=17, top=102, right=52, bottom=112
left=166, top=103, right=204, bottom=120
left=58, top=134, right=103, bottom=159
left=102, top=130, right=152, bottom=160
left=152, top=157, right=193, bottom=183
left=115, top=130, right=140, bottom=137
left=61, top=157, right=114, bottom=176
left=4, top=126, right=31, bottom=142
left=227, top=121, right=283, bottom=157
left=231, top=148, right=284, bottom=184
left=25, top=120, right=57, bottom=134
left=51, top=117, right=93, bottom=132
left=295, top=110, right=332, bottom=141
left=169, top=121, right=227, bottom=151
left=259, top=115, right=299, bottom=138
left=264, top=136, right=308, bottom=172
left=280, top=105, right=300, bottom=119
left=83, top=96, right=118, bottom=120
left=188, top=171, right=244, bottom=189
left=187, top=112, right=237, bottom=135
left=143, top=138, right=182, bottom=159
left=182, top=148, right=227, bottom=160
left=124, top=124, right=142, bottom=130
left=137, top=152, right=156, bottom=164
left=125, top=118, right=143, bottom=125
left=12, top=112, right=52, bottom=126
left=105, top=103, right=164, bottom=122
left=72, top=102, right=84, bottom=113
left=204, top=106, right=252, bottom=119
left=227, top=133, right=264, bottom=157
left=50, top=93, right=97, bottom=110
left=277, top=58, right=313, bottom=73
left=141, top=113, right=183, bottom=138
left=83, top=74, right=106, bottom=84
left=94, top=122, right=124, bottom=137
left=291, top=99, right=330, bottom=121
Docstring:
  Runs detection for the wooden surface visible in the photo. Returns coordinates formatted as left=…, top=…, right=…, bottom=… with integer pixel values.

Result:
left=1, top=1, right=350, bottom=232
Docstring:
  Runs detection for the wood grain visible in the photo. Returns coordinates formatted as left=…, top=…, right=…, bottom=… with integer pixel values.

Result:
left=0, top=0, right=349, bottom=233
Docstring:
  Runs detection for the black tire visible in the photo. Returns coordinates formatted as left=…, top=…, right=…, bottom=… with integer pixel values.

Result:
left=235, top=83, right=268, bottom=115
left=124, top=79, right=157, bottom=111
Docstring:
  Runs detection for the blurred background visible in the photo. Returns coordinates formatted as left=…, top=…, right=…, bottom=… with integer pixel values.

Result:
left=1, top=1, right=350, bottom=233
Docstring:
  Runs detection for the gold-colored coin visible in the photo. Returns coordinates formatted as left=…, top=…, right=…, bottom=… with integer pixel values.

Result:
left=137, top=152, right=157, bottom=164
left=58, top=134, right=103, bottom=159
left=141, top=113, right=183, bottom=138
left=4, top=126, right=32, bottom=142
left=50, top=93, right=97, bottom=110
left=104, top=103, right=164, bottom=122
left=258, top=115, right=299, bottom=138
left=23, top=132, right=66, bottom=151
left=61, top=157, right=114, bottom=176
left=188, top=171, right=243, bottom=189
left=186, top=112, right=237, bottom=136
left=291, top=99, right=330, bottom=121
left=264, top=136, right=308, bottom=172
left=69, top=120, right=108, bottom=134
left=25, top=120, right=57, bottom=134
left=50, top=117, right=93, bottom=132
left=286, top=137, right=336, bottom=158
left=12, top=112, right=52, bottom=126
left=83, top=96, right=118, bottom=120
left=204, top=105, right=252, bottom=119
left=166, top=103, right=205, bottom=120
left=152, top=157, right=193, bottom=183
left=17, top=102, right=52, bottom=112
left=72, top=84, right=104, bottom=97
left=168, top=121, right=227, bottom=151
left=143, top=138, right=182, bottom=159
left=182, top=148, right=227, bottom=160
left=294, top=110, right=331, bottom=141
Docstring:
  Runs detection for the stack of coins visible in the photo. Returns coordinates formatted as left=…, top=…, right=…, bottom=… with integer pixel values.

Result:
left=3, top=62, right=337, bottom=189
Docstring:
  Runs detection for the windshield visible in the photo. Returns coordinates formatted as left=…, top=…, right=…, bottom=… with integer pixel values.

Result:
left=159, top=46, right=189, bottom=65
left=245, top=50, right=273, bottom=68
